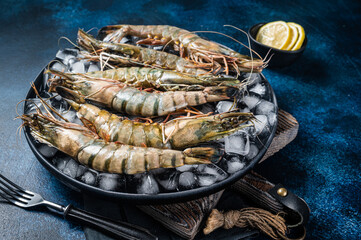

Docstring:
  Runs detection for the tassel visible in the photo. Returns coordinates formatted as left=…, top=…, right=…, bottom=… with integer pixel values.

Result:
left=203, top=207, right=305, bottom=240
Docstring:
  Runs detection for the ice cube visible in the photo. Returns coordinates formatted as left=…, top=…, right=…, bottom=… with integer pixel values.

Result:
left=72, top=116, right=83, bottom=126
left=246, top=144, right=259, bottom=160
left=248, top=83, right=266, bottom=96
left=242, top=95, right=260, bottom=110
left=155, top=170, right=179, bottom=191
left=70, top=61, right=85, bottom=73
left=225, top=131, right=250, bottom=155
left=243, top=73, right=262, bottom=84
left=197, top=164, right=228, bottom=181
left=62, top=159, right=79, bottom=178
left=81, top=171, right=97, bottom=185
left=50, top=62, right=66, bottom=72
left=137, top=174, right=160, bottom=194
left=24, top=98, right=48, bottom=114
left=52, top=155, right=72, bottom=172
left=119, top=36, right=130, bottom=44
left=55, top=49, right=67, bottom=61
left=76, top=165, right=87, bottom=178
left=226, top=157, right=246, bottom=174
left=56, top=48, right=79, bottom=65
left=38, top=144, right=58, bottom=158
left=178, top=172, right=197, bottom=190
left=98, top=173, right=125, bottom=191
left=61, top=110, right=77, bottom=122
left=87, top=63, right=100, bottom=72
left=63, top=48, right=80, bottom=57
left=197, top=174, right=217, bottom=187
left=50, top=96, right=68, bottom=112
left=216, top=101, right=236, bottom=113
left=80, top=59, right=90, bottom=71
left=254, top=100, right=275, bottom=115
left=268, top=112, right=277, bottom=127
left=253, top=115, right=269, bottom=135
left=176, top=165, right=198, bottom=172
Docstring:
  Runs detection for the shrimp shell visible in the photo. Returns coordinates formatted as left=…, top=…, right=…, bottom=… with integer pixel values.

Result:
left=58, top=92, right=254, bottom=150
left=63, top=67, right=242, bottom=91
left=77, top=29, right=211, bottom=76
left=99, top=25, right=265, bottom=73
left=49, top=70, right=235, bottom=117
left=20, top=113, right=220, bottom=174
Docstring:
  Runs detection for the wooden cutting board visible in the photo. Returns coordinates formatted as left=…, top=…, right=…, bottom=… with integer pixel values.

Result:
left=83, top=109, right=299, bottom=240
left=137, top=109, right=299, bottom=239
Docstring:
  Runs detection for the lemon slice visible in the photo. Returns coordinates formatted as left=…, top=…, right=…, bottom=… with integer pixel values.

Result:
left=284, top=23, right=299, bottom=50
left=288, top=22, right=305, bottom=50
left=256, top=21, right=291, bottom=50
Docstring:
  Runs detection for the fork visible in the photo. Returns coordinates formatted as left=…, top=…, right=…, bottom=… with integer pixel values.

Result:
left=0, top=173, right=157, bottom=240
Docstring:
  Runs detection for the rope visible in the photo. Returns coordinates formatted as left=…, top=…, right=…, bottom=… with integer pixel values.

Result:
left=203, top=208, right=305, bottom=240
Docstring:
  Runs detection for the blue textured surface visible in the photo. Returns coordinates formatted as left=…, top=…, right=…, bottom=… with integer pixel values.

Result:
left=0, top=0, right=360, bottom=239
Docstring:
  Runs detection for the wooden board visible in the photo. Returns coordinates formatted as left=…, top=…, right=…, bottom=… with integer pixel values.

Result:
left=139, top=109, right=299, bottom=239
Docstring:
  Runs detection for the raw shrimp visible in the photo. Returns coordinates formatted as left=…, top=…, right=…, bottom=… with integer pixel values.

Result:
left=48, top=70, right=238, bottom=117
left=77, top=29, right=212, bottom=76
left=52, top=67, right=242, bottom=91
left=99, top=25, right=265, bottom=74
left=20, top=113, right=221, bottom=174
left=56, top=87, right=254, bottom=149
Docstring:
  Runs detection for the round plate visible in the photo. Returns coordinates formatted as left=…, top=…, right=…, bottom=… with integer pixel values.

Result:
left=24, top=66, right=277, bottom=205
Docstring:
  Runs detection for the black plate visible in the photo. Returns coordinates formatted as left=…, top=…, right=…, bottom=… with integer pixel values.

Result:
left=24, top=67, right=277, bottom=204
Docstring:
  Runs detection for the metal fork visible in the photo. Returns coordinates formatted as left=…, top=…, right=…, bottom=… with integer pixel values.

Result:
left=0, top=173, right=157, bottom=240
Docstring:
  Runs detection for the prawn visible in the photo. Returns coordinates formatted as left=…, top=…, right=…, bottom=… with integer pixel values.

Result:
left=98, top=25, right=265, bottom=74
left=56, top=86, right=255, bottom=150
left=49, top=67, right=243, bottom=91
left=19, top=112, right=221, bottom=174
left=48, top=70, right=238, bottom=117
left=77, top=29, right=212, bottom=76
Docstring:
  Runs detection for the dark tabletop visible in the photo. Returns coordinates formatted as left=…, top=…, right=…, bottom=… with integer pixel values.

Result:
left=0, top=0, right=360, bottom=239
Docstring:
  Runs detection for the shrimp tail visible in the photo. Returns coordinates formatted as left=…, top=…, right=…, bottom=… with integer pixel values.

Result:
left=184, top=147, right=223, bottom=164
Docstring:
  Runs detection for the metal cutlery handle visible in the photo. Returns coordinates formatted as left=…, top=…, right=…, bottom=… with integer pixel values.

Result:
left=63, top=204, right=158, bottom=240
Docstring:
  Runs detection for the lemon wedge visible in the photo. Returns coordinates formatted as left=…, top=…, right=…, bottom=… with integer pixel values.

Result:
left=284, top=23, right=299, bottom=50
left=288, top=22, right=305, bottom=50
left=256, top=21, right=291, bottom=50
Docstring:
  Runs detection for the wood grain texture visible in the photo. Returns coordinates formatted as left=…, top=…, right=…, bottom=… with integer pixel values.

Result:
left=138, top=191, right=223, bottom=239
left=260, top=109, right=299, bottom=163
left=139, top=109, right=299, bottom=239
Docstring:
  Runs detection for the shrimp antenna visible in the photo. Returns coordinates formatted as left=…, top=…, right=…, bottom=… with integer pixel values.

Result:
left=191, top=30, right=263, bottom=60
left=31, top=83, right=69, bottom=122
left=223, top=25, right=256, bottom=59
left=190, top=29, right=259, bottom=79
left=86, top=27, right=98, bottom=34
left=45, top=59, right=66, bottom=72
left=15, top=99, right=29, bottom=118
left=162, top=39, right=176, bottom=53
left=223, top=25, right=266, bottom=85
left=223, top=24, right=255, bottom=80
left=58, top=36, right=79, bottom=49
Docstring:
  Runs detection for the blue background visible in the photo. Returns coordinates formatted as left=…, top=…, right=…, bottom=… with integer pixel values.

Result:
left=0, top=0, right=360, bottom=239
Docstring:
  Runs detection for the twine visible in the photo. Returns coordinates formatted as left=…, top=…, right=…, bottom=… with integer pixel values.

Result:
left=203, top=207, right=305, bottom=240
